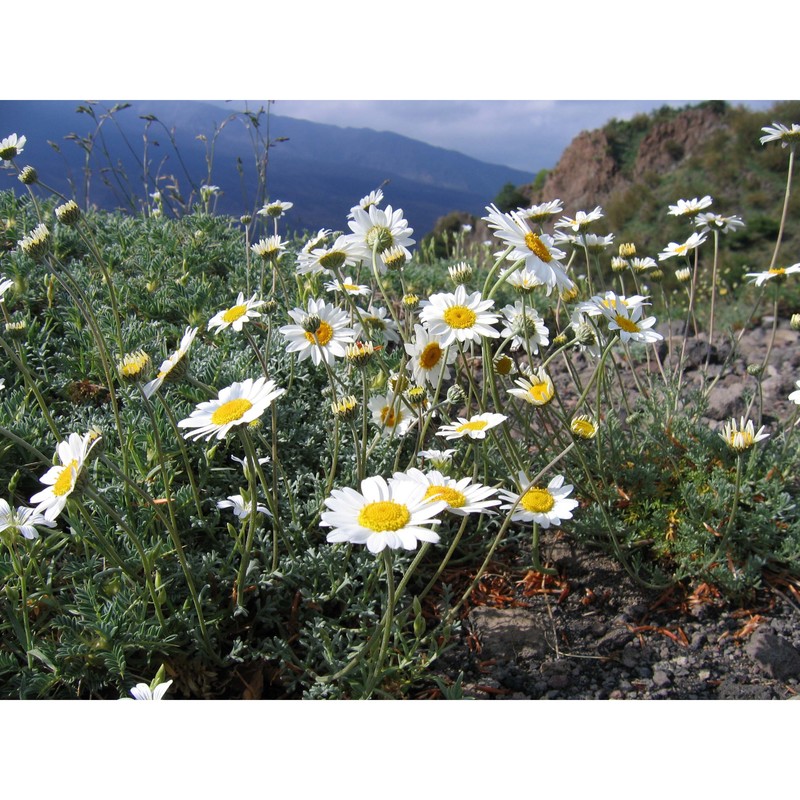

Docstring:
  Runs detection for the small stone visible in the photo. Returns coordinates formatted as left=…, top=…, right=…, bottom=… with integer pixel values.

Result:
left=653, top=670, right=672, bottom=688
left=745, top=630, right=800, bottom=681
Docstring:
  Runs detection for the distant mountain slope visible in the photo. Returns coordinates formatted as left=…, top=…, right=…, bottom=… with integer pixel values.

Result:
left=0, top=99, right=532, bottom=236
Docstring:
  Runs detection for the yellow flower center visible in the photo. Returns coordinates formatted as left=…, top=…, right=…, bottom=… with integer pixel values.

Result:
left=222, top=304, right=248, bottom=323
left=443, top=305, right=477, bottom=329
left=769, top=268, right=786, bottom=275
left=614, top=314, right=639, bottom=333
left=524, top=232, right=552, bottom=262
left=342, top=283, right=360, bottom=292
left=211, top=398, right=253, bottom=426
left=53, top=460, right=79, bottom=497
left=424, top=485, right=466, bottom=508
left=528, top=381, right=553, bottom=404
left=419, top=342, right=443, bottom=370
left=380, top=405, right=402, bottom=428
left=304, top=320, right=334, bottom=346
left=457, top=419, right=488, bottom=433
left=571, top=418, right=596, bottom=438
left=520, top=487, right=555, bottom=513
left=358, top=500, right=411, bottom=532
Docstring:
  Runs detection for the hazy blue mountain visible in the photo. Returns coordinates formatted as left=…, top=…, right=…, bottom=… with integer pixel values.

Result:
left=0, top=100, right=533, bottom=235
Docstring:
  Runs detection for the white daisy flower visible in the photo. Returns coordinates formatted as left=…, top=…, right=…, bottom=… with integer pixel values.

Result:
left=419, top=284, right=499, bottom=347
left=630, top=257, right=658, bottom=273
left=516, top=200, right=564, bottom=224
left=667, top=196, right=713, bottom=217
left=744, top=264, right=800, bottom=286
left=508, top=367, right=556, bottom=406
left=417, top=448, right=456, bottom=469
left=217, top=494, right=270, bottom=520
left=142, top=326, right=198, bottom=399
left=251, top=235, right=287, bottom=261
left=499, top=300, right=549, bottom=353
left=0, top=500, right=56, bottom=541
left=0, top=275, right=14, bottom=301
left=436, top=412, right=507, bottom=441
left=393, top=468, right=500, bottom=516
left=323, top=275, right=371, bottom=297
left=658, top=232, right=707, bottom=261
left=353, top=305, right=400, bottom=346
left=760, top=122, right=800, bottom=148
left=349, top=188, right=384, bottom=216
left=30, top=432, right=99, bottom=521
left=346, top=205, right=415, bottom=274
left=719, top=417, right=769, bottom=453
left=694, top=212, right=745, bottom=235
left=279, top=298, right=356, bottom=366
left=129, top=680, right=173, bottom=700
left=578, top=291, right=649, bottom=318
left=554, top=206, right=604, bottom=232
left=258, top=199, right=293, bottom=218
left=321, top=475, right=446, bottom=554
left=569, top=309, right=604, bottom=358
left=578, top=232, right=615, bottom=253
left=177, top=376, right=285, bottom=441
left=230, top=453, right=270, bottom=476
left=0, top=133, right=26, bottom=161
left=483, top=204, right=572, bottom=294
left=368, top=393, right=414, bottom=438
left=499, top=473, right=579, bottom=528
left=207, top=292, right=265, bottom=334
left=404, top=323, right=458, bottom=387
left=502, top=264, right=546, bottom=294
left=599, top=293, right=662, bottom=344
left=297, top=234, right=360, bottom=276
left=789, top=380, right=800, bottom=405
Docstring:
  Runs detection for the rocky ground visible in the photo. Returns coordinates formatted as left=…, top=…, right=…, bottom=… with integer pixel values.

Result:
left=426, top=315, right=800, bottom=700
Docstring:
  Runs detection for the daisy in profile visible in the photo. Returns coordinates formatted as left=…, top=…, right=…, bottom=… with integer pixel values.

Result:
left=0, top=500, right=56, bottom=541
left=207, top=292, right=265, bottom=334
left=789, top=380, right=800, bottom=405
left=349, top=188, right=384, bottom=216
left=177, top=377, right=285, bottom=441
left=419, top=285, right=500, bottom=347
left=0, top=133, right=26, bottom=161
left=667, top=196, right=713, bottom=218
left=217, top=494, right=270, bottom=520
left=368, top=393, right=414, bottom=438
left=499, top=473, right=579, bottom=528
left=0, top=275, right=14, bottom=300
left=353, top=305, right=400, bottom=346
left=554, top=206, right=604, bottom=232
left=324, top=275, right=371, bottom=297
left=483, top=204, right=572, bottom=294
left=719, top=417, right=769, bottom=452
left=280, top=298, right=356, bottom=366
left=760, top=122, right=800, bottom=148
left=346, top=205, right=415, bottom=273
left=599, top=293, right=662, bottom=344
left=578, top=232, right=615, bottom=253
left=694, top=212, right=745, bottom=235
left=394, top=468, right=500, bottom=516
left=744, top=263, right=800, bottom=286
left=508, top=368, right=555, bottom=406
left=502, top=264, right=546, bottom=295
left=258, top=199, right=293, bottom=219
left=417, top=448, right=456, bottom=469
left=404, top=324, right=457, bottom=387
left=499, top=300, right=549, bottom=353
left=321, top=475, right=446, bottom=554
left=251, top=235, right=287, bottom=262
left=30, top=432, right=100, bottom=521
left=436, top=412, right=506, bottom=441
left=569, top=309, right=604, bottom=358
left=516, top=200, right=564, bottom=225
left=142, top=326, right=198, bottom=399
left=658, top=232, right=707, bottom=261
left=578, top=291, right=649, bottom=318
left=297, top=234, right=360, bottom=276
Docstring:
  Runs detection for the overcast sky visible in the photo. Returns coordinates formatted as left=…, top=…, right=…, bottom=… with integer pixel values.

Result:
left=265, top=99, right=776, bottom=173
